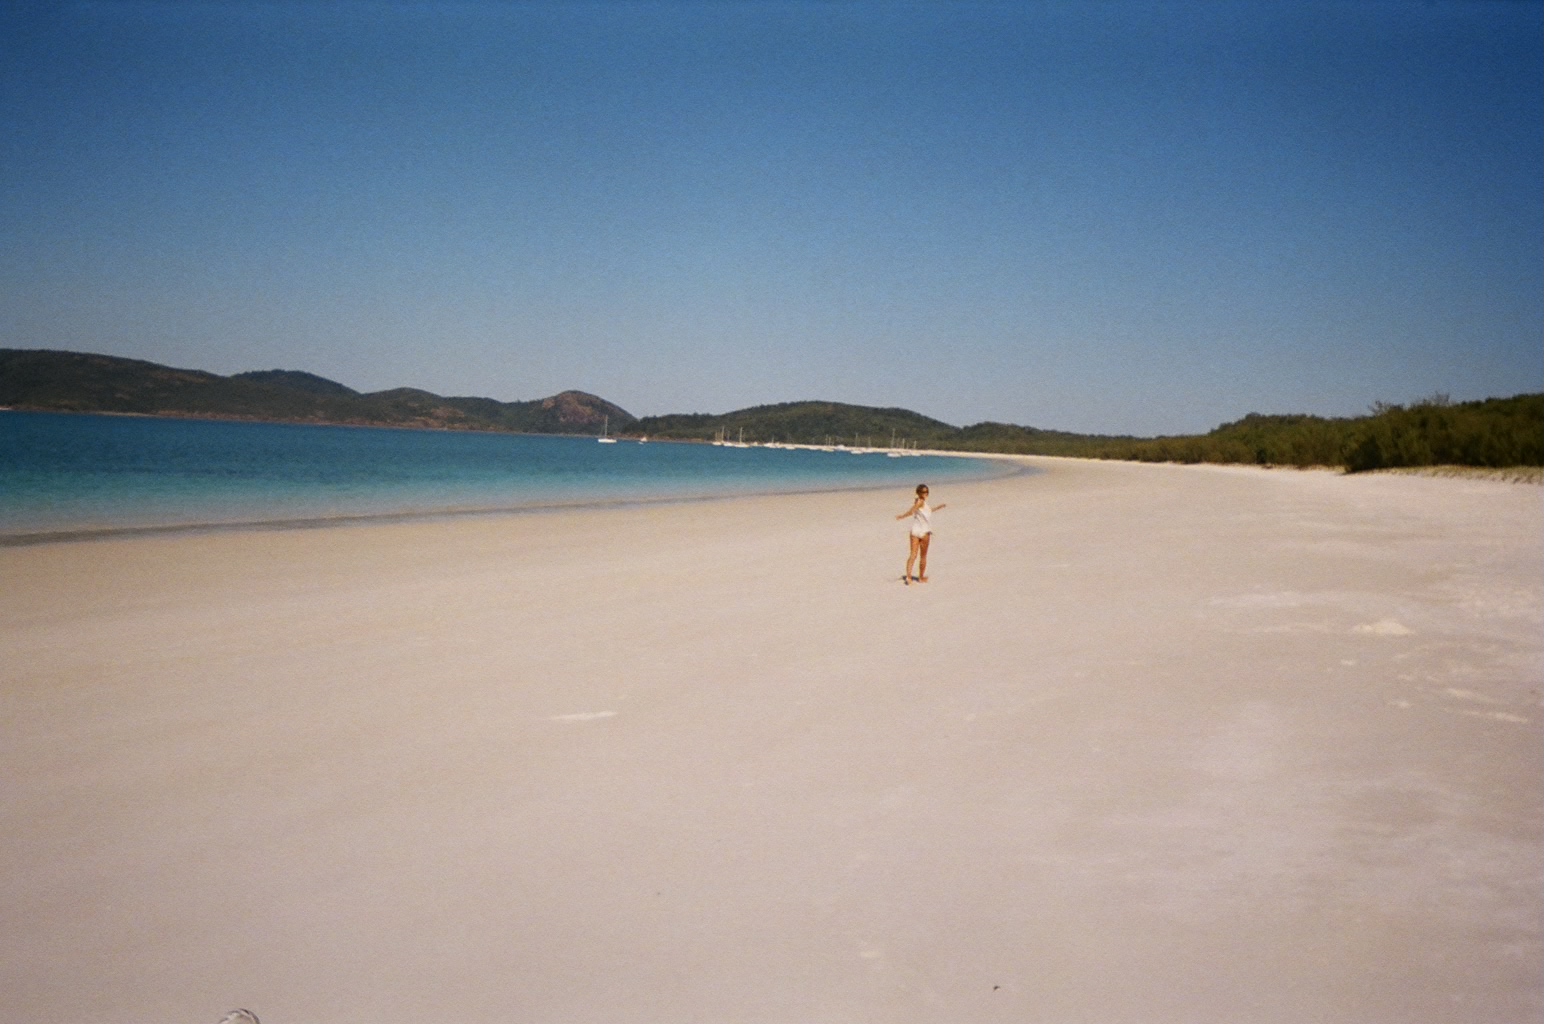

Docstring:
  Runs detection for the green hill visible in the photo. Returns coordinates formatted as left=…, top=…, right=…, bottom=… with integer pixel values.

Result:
left=0, top=349, right=634, bottom=435
left=635, top=400, right=959, bottom=447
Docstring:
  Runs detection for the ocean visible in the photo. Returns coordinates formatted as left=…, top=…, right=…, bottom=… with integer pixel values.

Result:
left=0, top=411, right=1018, bottom=541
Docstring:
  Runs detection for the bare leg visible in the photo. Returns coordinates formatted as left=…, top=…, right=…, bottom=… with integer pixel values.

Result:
left=917, top=533, right=931, bottom=581
left=905, top=534, right=921, bottom=582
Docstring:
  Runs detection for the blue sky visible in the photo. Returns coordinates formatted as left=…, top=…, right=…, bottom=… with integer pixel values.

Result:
left=3, top=0, right=1540, bottom=435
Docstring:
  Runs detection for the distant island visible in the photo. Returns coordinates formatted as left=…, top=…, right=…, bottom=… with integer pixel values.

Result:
left=0, top=349, right=633, bottom=437
left=3, top=348, right=1540, bottom=473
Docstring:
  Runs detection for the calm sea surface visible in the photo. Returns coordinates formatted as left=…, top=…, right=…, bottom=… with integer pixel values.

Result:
left=0, top=411, right=1018, bottom=540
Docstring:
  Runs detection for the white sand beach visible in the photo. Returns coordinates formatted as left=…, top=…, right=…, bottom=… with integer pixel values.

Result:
left=2, top=458, right=1540, bottom=1024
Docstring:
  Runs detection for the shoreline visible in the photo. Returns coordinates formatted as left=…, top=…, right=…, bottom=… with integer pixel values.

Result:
left=0, top=456, right=1030, bottom=549
left=3, top=458, right=1539, bottom=1023
left=0, top=415, right=1028, bottom=546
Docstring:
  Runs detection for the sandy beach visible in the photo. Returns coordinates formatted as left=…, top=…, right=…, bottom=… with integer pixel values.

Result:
left=2, top=457, right=1539, bottom=1024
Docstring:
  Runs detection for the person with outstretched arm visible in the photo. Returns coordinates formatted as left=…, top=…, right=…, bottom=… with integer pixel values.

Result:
left=896, top=483, right=945, bottom=584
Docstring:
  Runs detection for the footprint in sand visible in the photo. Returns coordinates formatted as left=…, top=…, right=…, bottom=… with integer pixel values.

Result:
left=1441, top=688, right=1530, bottom=723
left=1456, top=708, right=1532, bottom=724
left=1354, top=619, right=1413, bottom=636
left=1387, top=695, right=1529, bottom=724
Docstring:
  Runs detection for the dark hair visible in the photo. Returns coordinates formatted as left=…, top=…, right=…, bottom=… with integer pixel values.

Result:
left=916, top=483, right=929, bottom=495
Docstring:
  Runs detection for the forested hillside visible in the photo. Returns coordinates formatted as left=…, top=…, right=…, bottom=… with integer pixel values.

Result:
left=0, top=349, right=634, bottom=435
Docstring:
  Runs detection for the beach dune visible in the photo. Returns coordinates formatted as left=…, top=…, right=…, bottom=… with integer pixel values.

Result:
left=2, top=459, right=1539, bottom=1023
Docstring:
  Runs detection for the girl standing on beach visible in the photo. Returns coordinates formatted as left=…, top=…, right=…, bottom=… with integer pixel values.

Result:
left=897, top=483, right=945, bottom=584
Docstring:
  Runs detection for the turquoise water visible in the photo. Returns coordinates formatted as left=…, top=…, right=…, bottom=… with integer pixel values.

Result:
left=0, top=411, right=1016, bottom=540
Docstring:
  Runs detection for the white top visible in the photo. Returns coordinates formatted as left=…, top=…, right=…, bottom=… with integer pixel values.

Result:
left=910, top=502, right=933, bottom=536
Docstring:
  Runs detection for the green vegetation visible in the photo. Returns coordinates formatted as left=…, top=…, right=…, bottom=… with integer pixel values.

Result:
left=1340, top=394, right=1543, bottom=472
left=4, top=348, right=1539, bottom=472
left=0, top=349, right=634, bottom=435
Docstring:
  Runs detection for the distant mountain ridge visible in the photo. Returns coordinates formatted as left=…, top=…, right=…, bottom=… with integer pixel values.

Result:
left=0, top=349, right=633, bottom=435
left=2, top=348, right=1539, bottom=471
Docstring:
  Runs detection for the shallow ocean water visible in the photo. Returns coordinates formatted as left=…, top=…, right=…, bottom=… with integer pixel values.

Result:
left=0, top=411, right=1017, bottom=539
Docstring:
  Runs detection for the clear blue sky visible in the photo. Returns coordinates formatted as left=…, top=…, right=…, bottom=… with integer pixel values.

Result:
left=3, top=0, right=1540, bottom=435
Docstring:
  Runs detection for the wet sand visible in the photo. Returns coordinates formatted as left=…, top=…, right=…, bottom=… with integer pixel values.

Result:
left=2, top=458, right=1539, bottom=1023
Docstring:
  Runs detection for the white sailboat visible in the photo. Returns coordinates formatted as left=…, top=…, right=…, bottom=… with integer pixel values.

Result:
left=597, top=415, right=617, bottom=443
